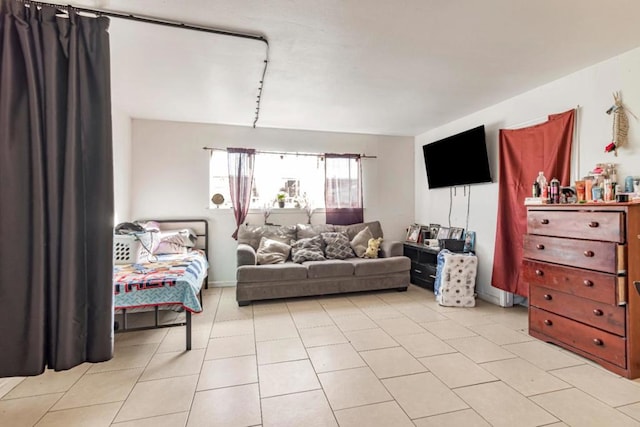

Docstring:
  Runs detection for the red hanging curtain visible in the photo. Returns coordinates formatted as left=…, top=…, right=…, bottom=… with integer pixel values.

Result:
left=228, top=148, right=255, bottom=239
left=324, top=154, right=363, bottom=225
left=491, top=109, right=575, bottom=296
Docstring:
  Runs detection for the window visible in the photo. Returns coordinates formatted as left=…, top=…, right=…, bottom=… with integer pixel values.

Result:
left=209, top=151, right=326, bottom=210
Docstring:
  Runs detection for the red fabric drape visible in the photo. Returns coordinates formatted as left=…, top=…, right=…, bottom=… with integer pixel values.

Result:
left=325, top=154, right=363, bottom=225
left=491, top=109, right=575, bottom=296
left=228, top=148, right=255, bottom=239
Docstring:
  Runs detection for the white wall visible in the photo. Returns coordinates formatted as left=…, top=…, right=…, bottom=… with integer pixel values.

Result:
left=112, top=108, right=132, bottom=223
left=415, top=46, right=640, bottom=306
left=128, top=120, right=414, bottom=285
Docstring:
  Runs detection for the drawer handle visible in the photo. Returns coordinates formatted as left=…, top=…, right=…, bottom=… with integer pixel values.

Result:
left=583, top=279, right=594, bottom=287
left=593, top=309, right=604, bottom=316
left=536, top=244, right=545, bottom=250
left=593, top=338, right=603, bottom=346
left=584, top=250, right=594, bottom=257
left=429, top=275, right=436, bottom=279
left=544, top=319, right=553, bottom=326
left=414, top=269, right=422, bottom=274
left=535, top=269, right=544, bottom=276
left=540, top=219, right=549, bottom=225
left=588, top=221, right=599, bottom=228
left=543, top=294, right=552, bottom=300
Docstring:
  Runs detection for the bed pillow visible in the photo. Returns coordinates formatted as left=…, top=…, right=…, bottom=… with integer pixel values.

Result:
left=321, top=231, right=355, bottom=260
left=152, top=229, right=197, bottom=255
left=350, top=226, right=373, bottom=258
left=257, top=237, right=291, bottom=265
left=291, top=235, right=326, bottom=263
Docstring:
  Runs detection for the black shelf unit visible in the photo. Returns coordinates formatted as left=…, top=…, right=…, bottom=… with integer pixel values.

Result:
left=403, top=243, right=440, bottom=291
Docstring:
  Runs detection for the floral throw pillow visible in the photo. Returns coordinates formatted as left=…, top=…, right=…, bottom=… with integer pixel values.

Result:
left=321, top=232, right=355, bottom=260
left=291, top=235, right=326, bottom=263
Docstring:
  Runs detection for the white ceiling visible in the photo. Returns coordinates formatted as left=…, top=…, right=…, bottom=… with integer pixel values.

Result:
left=57, top=0, right=640, bottom=136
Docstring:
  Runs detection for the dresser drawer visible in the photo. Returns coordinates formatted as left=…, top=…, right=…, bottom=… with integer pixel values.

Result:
left=523, top=235, right=620, bottom=274
left=528, top=210, right=624, bottom=243
left=530, top=286, right=625, bottom=336
left=522, top=260, right=620, bottom=305
left=529, top=307, right=626, bottom=368
left=411, top=262, right=436, bottom=281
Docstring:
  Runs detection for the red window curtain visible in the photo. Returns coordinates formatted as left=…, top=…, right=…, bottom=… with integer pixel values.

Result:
left=491, top=109, right=575, bottom=296
left=228, top=148, right=256, bottom=239
left=324, top=154, right=363, bottom=225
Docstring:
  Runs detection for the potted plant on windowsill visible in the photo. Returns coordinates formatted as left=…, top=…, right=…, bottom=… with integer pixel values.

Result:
left=276, top=190, right=286, bottom=208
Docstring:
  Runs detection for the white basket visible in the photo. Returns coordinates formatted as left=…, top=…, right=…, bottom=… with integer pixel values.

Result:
left=113, top=234, right=141, bottom=265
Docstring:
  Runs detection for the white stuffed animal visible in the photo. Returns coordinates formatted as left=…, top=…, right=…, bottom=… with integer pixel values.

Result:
left=364, top=237, right=382, bottom=258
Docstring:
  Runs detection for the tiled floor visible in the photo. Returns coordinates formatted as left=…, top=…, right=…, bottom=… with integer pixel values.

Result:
left=2, top=285, right=640, bottom=426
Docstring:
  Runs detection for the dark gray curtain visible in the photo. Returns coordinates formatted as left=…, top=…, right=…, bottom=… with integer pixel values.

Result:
left=324, top=153, right=363, bottom=225
left=228, top=148, right=255, bottom=239
left=0, top=0, right=114, bottom=376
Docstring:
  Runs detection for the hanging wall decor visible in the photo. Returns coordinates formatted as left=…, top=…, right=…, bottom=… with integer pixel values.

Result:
left=604, top=91, right=630, bottom=156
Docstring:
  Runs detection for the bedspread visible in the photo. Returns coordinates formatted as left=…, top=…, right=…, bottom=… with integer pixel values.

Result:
left=113, top=250, right=208, bottom=313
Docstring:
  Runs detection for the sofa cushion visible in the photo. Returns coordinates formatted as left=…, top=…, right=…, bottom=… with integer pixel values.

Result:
left=321, top=232, right=355, bottom=260
left=237, top=263, right=308, bottom=282
left=335, top=221, right=384, bottom=240
left=291, top=235, right=326, bottom=263
left=350, top=226, right=373, bottom=258
left=257, top=237, right=291, bottom=265
left=238, top=224, right=297, bottom=250
left=304, top=260, right=354, bottom=279
left=296, top=224, right=336, bottom=240
left=348, top=257, right=410, bottom=276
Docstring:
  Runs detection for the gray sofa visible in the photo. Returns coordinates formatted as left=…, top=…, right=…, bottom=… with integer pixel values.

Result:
left=235, top=221, right=410, bottom=306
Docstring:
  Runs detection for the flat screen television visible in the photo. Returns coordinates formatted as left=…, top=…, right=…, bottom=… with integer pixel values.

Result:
left=422, top=125, right=492, bottom=189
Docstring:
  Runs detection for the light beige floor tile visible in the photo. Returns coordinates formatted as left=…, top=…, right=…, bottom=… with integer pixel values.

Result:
left=0, top=377, right=25, bottom=399
left=204, top=334, right=255, bottom=360
left=291, top=311, right=335, bottom=329
left=382, top=372, right=468, bottom=418
left=348, top=294, right=387, bottom=308
left=156, top=326, right=210, bottom=353
left=254, top=318, right=299, bottom=341
left=213, top=305, right=253, bottom=322
left=334, top=401, right=414, bottom=427
left=441, top=309, right=495, bottom=327
left=209, top=318, right=254, bottom=337
left=446, top=336, right=516, bottom=363
left=402, top=307, right=448, bottom=323
left=114, top=375, right=198, bottom=422
left=531, top=388, right=638, bottom=427
left=256, top=337, right=308, bottom=365
left=360, top=305, right=405, bottom=320
left=111, top=412, right=188, bottom=427
left=286, top=298, right=323, bottom=311
left=114, top=329, right=168, bottom=347
left=413, top=408, right=491, bottom=427
left=502, top=341, right=584, bottom=371
left=454, top=381, right=557, bottom=427
left=261, top=389, right=337, bottom=427
left=0, top=393, right=63, bottom=427
left=483, top=307, right=529, bottom=330
left=187, top=383, right=261, bottom=427
left=258, top=359, right=320, bottom=397
left=86, top=344, right=158, bottom=374
left=5, top=363, right=90, bottom=399
left=35, top=401, right=121, bottom=427
left=51, top=368, right=142, bottom=411
left=318, top=366, right=392, bottom=410
left=374, top=316, right=426, bottom=336
left=360, top=347, right=427, bottom=379
left=619, top=402, right=640, bottom=422
left=307, top=343, right=365, bottom=373
left=343, top=328, right=398, bottom=351
left=252, top=301, right=289, bottom=313
left=197, top=355, right=257, bottom=390
left=469, top=323, right=534, bottom=345
left=299, top=325, right=347, bottom=347
left=394, top=331, right=456, bottom=358
left=332, top=313, right=378, bottom=332
left=550, top=364, right=640, bottom=407
left=139, top=349, right=205, bottom=381
left=420, top=320, right=477, bottom=340
left=419, top=353, right=497, bottom=388
left=481, top=358, right=571, bottom=396
left=324, top=304, right=364, bottom=318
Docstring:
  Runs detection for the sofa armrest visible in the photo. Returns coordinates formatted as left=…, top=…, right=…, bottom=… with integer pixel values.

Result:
left=237, top=243, right=257, bottom=266
left=380, top=240, right=403, bottom=258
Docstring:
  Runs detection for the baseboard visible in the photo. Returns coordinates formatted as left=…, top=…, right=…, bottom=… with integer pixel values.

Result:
left=476, top=291, right=503, bottom=307
left=207, top=280, right=236, bottom=288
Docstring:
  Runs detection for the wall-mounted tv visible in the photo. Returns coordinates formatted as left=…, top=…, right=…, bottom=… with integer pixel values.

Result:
left=422, top=125, right=492, bottom=189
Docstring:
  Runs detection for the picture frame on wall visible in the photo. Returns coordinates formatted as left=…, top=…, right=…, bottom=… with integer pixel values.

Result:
left=463, top=231, right=476, bottom=252
left=436, top=227, right=450, bottom=240
left=449, top=227, right=464, bottom=240
left=405, top=224, right=421, bottom=243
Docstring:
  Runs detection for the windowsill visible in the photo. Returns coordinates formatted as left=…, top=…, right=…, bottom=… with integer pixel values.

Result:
left=207, top=206, right=327, bottom=214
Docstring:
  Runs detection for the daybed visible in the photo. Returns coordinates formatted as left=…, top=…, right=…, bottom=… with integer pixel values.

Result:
left=235, top=221, right=410, bottom=306
left=113, top=219, right=209, bottom=350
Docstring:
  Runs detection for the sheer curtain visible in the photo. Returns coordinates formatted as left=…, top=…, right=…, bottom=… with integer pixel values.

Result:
left=0, top=0, right=114, bottom=376
left=228, top=148, right=256, bottom=239
left=324, top=154, right=363, bottom=225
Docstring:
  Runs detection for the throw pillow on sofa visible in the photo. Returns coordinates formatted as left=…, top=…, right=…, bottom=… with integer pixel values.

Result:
left=321, top=232, right=355, bottom=260
left=350, top=226, right=373, bottom=258
left=256, top=237, right=291, bottom=265
left=291, top=235, right=326, bottom=263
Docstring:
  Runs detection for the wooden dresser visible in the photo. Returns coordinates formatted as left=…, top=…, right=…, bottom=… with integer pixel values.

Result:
left=523, top=203, right=640, bottom=378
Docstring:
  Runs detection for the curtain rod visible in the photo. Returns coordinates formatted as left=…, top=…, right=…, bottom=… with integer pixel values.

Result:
left=19, top=0, right=269, bottom=128
left=202, top=147, right=377, bottom=159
